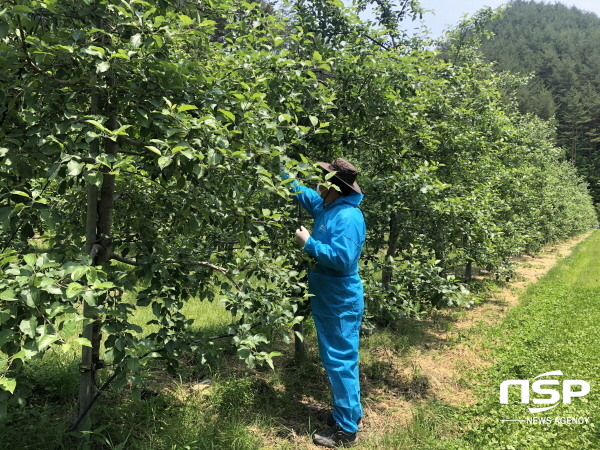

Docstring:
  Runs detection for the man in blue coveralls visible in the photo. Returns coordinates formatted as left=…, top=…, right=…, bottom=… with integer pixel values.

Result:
left=290, top=158, right=366, bottom=448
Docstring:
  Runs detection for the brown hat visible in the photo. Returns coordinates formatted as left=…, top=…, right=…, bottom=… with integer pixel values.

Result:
left=317, top=158, right=362, bottom=194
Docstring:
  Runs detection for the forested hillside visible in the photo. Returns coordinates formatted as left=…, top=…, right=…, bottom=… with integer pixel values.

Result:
left=479, top=0, right=600, bottom=201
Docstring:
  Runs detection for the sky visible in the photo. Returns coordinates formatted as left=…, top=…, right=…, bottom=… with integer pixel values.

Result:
left=364, top=0, right=600, bottom=39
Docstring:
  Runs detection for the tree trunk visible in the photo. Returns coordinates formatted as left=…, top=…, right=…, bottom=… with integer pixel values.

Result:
left=74, top=107, right=118, bottom=430
left=465, top=260, right=472, bottom=283
left=75, top=92, right=100, bottom=430
left=96, top=113, right=118, bottom=263
left=76, top=184, right=98, bottom=431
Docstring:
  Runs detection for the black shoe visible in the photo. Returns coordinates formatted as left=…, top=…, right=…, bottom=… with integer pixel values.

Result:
left=313, top=423, right=358, bottom=448
left=319, top=413, right=363, bottom=431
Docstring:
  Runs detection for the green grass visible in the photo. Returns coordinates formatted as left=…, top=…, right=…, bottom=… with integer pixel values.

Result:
left=369, top=231, right=600, bottom=449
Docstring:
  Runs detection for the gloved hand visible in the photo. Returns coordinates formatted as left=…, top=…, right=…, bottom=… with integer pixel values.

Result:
left=295, top=226, right=310, bottom=247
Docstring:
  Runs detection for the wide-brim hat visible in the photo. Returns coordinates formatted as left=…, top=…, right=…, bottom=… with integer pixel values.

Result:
left=317, top=158, right=362, bottom=194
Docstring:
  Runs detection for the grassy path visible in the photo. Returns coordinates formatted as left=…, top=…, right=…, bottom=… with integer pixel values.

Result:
left=373, top=231, right=600, bottom=449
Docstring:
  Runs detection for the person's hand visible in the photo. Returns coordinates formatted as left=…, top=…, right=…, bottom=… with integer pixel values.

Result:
left=295, top=226, right=310, bottom=247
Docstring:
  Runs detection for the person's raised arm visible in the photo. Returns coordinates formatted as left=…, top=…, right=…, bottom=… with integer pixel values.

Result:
left=280, top=166, right=323, bottom=219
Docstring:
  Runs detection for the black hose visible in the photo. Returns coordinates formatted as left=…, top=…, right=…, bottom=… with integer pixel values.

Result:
left=68, top=370, right=119, bottom=432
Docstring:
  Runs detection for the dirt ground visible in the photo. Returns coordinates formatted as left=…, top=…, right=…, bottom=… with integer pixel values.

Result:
left=284, top=231, right=593, bottom=448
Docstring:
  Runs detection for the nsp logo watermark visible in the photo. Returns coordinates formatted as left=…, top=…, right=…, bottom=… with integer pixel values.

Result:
left=500, top=370, right=590, bottom=413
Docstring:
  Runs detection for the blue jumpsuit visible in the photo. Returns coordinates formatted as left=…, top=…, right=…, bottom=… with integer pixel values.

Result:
left=292, top=181, right=366, bottom=434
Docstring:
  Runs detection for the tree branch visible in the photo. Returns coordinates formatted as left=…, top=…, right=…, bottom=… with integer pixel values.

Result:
left=16, top=15, right=80, bottom=87
left=109, top=252, right=137, bottom=266
left=194, top=261, right=241, bottom=290
left=195, top=261, right=226, bottom=272
left=105, top=254, right=242, bottom=289
left=117, top=135, right=150, bottom=148
left=118, top=150, right=146, bottom=157
left=361, top=32, right=392, bottom=51
left=88, top=244, right=102, bottom=260
left=36, top=306, right=67, bottom=345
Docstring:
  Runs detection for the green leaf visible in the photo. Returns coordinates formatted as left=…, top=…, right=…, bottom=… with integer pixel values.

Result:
left=0, top=310, right=10, bottom=325
left=86, top=119, right=110, bottom=133
left=11, top=190, right=29, bottom=197
left=89, top=46, right=105, bottom=56
left=0, top=329, right=14, bottom=346
left=0, top=207, right=11, bottom=230
left=86, top=267, right=98, bottom=284
left=179, top=14, right=194, bottom=26
left=199, top=19, right=216, bottom=27
left=0, top=21, right=8, bottom=39
left=127, top=357, right=140, bottom=372
left=81, top=290, right=96, bottom=306
left=96, top=61, right=110, bottom=73
left=72, top=337, right=91, bottom=347
left=309, top=115, right=319, bottom=126
left=0, top=378, right=16, bottom=394
left=126, top=323, right=142, bottom=333
left=71, top=266, right=88, bottom=281
left=22, top=340, right=40, bottom=359
left=65, top=282, right=84, bottom=298
left=218, top=109, right=235, bottom=122
left=92, top=281, right=114, bottom=289
left=40, top=278, right=62, bottom=295
left=12, top=4, right=33, bottom=13
left=237, top=348, right=251, bottom=359
left=19, top=317, right=37, bottom=338
left=158, top=156, right=171, bottom=169
left=37, top=334, right=58, bottom=351
left=84, top=171, right=103, bottom=187
left=145, top=146, right=161, bottom=155
left=67, top=160, right=85, bottom=176
left=83, top=46, right=103, bottom=57
left=23, top=254, right=36, bottom=266
left=178, top=104, right=197, bottom=112
left=180, top=149, right=194, bottom=160
left=11, top=350, right=26, bottom=362
left=0, top=289, right=16, bottom=301
left=130, top=33, right=142, bottom=48
left=132, top=386, right=141, bottom=402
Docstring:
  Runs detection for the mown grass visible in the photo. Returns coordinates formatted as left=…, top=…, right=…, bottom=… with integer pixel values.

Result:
left=1, top=232, right=599, bottom=449
left=0, top=302, right=441, bottom=449
left=374, top=231, right=600, bottom=449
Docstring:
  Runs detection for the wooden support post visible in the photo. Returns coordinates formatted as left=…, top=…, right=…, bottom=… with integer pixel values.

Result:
left=465, top=260, right=473, bottom=283
left=76, top=183, right=98, bottom=431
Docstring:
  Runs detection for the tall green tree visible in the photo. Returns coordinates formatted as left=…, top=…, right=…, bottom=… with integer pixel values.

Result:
left=478, top=0, right=600, bottom=202
left=0, top=0, right=334, bottom=426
